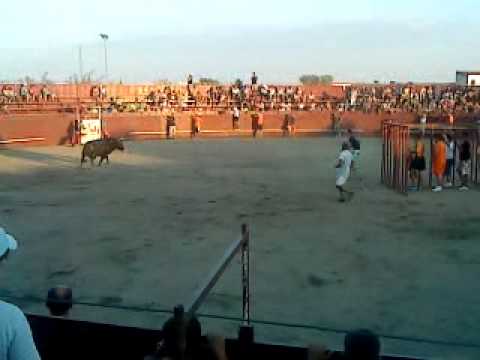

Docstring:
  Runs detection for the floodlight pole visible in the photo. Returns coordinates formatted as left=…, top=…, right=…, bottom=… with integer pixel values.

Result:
left=99, top=34, right=109, bottom=81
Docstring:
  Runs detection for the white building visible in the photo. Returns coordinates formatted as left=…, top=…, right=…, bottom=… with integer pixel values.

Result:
left=456, top=71, right=480, bottom=87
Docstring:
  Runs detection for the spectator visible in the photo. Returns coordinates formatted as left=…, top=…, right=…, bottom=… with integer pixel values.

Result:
left=344, top=329, right=380, bottom=360
left=191, top=111, right=201, bottom=138
left=0, top=227, right=41, bottom=360
left=444, top=134, right=454, bottom=187
left=146, top=305, right=227, bottom=360
left=457, top=134, right=471, bottom=191
left=232, top=106, right=240, bottom=130
left=166, top=110, right=176, bottom=139
left=432, top=134, right=447, bottom=192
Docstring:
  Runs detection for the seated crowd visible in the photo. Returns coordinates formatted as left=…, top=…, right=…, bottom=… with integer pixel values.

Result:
left=345, top=84, right=480, bottom=114
left=3, top=75, right=480, bottom=116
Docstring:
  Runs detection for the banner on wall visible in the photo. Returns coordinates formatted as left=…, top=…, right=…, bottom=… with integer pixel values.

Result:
left=80, top=119, right=102, bottom=144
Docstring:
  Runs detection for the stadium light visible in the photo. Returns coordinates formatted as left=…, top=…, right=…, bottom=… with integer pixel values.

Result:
left=99, top=33, right=109, bottom=81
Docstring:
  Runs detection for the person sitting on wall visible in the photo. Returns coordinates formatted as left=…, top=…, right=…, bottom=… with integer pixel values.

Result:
left=166, top=111, right=176, bottom=139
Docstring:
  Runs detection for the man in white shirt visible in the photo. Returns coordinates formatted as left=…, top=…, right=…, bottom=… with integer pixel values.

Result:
left=0, top=227, right=41, bottom=360
left=335, top=142, right=354, bottom=202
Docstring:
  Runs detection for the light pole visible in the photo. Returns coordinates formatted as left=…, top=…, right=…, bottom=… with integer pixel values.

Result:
left=99, top=33, right=109, bottom=81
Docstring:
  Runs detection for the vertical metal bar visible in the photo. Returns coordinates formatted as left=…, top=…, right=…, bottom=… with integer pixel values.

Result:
left=386, top=125, right=390, bottom=187
left=381, top=121, right=385, bottom=184
left=241, top=224, right=250, bottom=326
left=453, top=129, right=456, bottom=187
left=476, top=130, right=479, bottom=185
left=429, top=127, right=433, bottom=187
left=470, top=132, right=475, bottom=183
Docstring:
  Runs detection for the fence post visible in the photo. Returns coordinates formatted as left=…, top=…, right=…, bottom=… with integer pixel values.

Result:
left=241, top=224, right=250, bottom=326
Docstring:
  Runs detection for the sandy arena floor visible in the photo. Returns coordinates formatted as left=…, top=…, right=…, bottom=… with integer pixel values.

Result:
left=0, top=137, right=479, bottom=359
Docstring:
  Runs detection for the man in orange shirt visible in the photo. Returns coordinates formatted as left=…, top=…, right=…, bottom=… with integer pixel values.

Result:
left=432, top=134, right=447, bottom=192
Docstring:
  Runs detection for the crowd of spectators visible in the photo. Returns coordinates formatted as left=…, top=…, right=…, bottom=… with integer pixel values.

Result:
left=3, top=76, right=480, bottom=116
left=0, top=84, right=56, bottom=103
left=346, top=84, right=480, bottom=114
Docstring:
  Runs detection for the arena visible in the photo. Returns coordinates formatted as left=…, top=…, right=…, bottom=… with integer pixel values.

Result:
left=0, top=137, right=478, bottom=359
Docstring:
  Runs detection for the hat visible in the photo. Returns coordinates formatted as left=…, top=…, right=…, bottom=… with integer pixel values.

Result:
left=0, top=227, right=18, bottom=257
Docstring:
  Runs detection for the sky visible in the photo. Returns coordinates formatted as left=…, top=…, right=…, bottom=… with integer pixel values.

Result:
left=1, top=0, right=479, bottom=83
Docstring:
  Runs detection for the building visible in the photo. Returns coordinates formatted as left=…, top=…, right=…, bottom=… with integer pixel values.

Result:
left=456, top=71, right=480, bottom=87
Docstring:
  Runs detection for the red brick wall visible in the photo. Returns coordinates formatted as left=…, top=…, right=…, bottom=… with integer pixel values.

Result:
left=0, top=111, right=451, bottom=148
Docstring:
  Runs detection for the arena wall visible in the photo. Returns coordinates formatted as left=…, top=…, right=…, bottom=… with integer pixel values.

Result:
left=0, top=111, right=421, bottom=147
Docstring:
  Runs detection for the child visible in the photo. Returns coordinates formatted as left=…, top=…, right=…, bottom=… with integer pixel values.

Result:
left=347, top=129, right=360, bottom=171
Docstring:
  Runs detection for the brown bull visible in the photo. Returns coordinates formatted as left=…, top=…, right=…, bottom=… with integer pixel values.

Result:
left=81, top=138, right=124, bottom=167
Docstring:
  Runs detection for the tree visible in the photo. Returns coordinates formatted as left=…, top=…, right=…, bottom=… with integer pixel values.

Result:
left=299, top=74, right=320, bottom=85
left=234, top=79, right=243, bottom=88
left=198, top=78, right=220, bottom=85
left=299, top=74, right=334, bottom=85
left=319, top=74, right=334, bottom=84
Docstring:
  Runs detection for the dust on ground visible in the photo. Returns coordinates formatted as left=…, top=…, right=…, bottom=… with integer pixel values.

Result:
left=0, top=137, right=479, bottom=359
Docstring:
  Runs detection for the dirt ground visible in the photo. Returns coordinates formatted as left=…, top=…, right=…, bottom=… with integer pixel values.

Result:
left=0, top=137, right=479, bottom=359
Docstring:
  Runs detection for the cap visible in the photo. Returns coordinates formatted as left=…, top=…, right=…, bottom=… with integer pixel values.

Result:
left=0, top=227, right=18, bottom=257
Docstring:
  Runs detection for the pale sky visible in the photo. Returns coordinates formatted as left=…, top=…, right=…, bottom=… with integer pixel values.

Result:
left=1, top=0, right=479, bottom=83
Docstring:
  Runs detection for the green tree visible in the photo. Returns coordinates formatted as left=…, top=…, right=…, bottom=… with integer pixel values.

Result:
left=319, top=74, right=334, bottom=84
left=299, top=74, right=321, bottom=85
left=198, top=78, right=220, bottom=85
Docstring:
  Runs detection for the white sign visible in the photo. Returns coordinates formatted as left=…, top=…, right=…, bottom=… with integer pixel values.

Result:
left=80, top=119, right=102, bottom=144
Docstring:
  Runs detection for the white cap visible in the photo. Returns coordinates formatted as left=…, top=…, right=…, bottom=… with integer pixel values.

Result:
left=0, top=227, right=18, bottom=257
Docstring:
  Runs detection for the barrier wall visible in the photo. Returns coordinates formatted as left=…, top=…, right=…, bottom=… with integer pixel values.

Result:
left=0, top=110, right=457, bottom=148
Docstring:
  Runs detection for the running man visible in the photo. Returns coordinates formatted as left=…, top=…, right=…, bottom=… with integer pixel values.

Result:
left=335, top=142, right=354, bottom=202
left=432, top=134, right=447, bottom=192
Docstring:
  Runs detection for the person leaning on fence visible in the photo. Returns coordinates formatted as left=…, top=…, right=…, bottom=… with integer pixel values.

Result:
left=457, top=134, right=471, bottom=191
left=444, top=134, right=454, bottom=187
left=432, top=134, right=447, bottom=192
left=409, top=134, right=426, bottom=191
left=232, top=106, right=240, bottom=130
left=166, top=111, right=176, bottom=139
left=0, top=227, right=41, bottom=360
left=191, top=111, right=201, bottom=138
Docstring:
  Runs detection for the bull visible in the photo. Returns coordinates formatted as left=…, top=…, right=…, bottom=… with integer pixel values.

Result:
left=81, top=138, right=124, bottom=167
